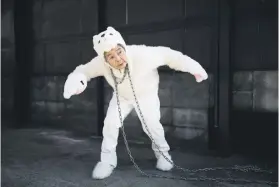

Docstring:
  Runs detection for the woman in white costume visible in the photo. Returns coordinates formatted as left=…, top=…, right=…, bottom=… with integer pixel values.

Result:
left=63, top=26, right=208, bottom=179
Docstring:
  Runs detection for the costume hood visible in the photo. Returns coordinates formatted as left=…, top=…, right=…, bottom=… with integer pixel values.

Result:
left=92, top=26, right=132, bottom=77
left=93, top=26, right=126, bottom=57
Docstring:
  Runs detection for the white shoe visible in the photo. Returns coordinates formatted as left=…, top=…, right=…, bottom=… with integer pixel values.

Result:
left=156, top=153, right=174, bottom=171
left=92, top=162, right=114, bottom=179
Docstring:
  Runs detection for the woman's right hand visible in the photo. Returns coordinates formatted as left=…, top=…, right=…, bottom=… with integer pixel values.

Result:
left=63, top=72, right=87, bottom=99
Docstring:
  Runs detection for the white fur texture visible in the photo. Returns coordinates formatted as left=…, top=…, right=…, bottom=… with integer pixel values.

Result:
left=156, top=154, right=174, bottom=171
left=93, top=26, right=126, bottom=57
left=92, top=162, right=114, bottom=179
left=63, top=72, right=87, bottom=99
left=72, top=44, right=208, bottom=102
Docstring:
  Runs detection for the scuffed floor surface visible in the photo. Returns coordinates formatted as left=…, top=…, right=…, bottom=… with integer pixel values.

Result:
left=1, top=128, right=278, bottom=187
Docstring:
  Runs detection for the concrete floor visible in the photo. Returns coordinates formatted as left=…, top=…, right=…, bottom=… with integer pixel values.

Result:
left=1, top=128, right=278, bottom=187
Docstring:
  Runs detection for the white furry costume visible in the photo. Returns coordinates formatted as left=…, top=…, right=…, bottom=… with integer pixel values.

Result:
left=63, top=27, right=208, bottom=179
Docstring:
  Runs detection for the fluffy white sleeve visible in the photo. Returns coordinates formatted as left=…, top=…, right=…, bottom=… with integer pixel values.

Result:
left=151, top=46, right=208, bottom=77
left=71, top=56, right=104, bottom=81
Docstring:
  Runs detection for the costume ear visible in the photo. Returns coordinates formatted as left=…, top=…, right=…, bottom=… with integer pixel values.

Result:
left=93, top=35, right=99, bottom=44
left=107, top=26, right=115, bottom=31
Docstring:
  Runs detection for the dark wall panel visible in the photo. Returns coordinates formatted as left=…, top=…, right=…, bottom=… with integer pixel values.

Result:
left=42, top=0, right=82, bottom=38
left=233, top=19, right=261, bottom=68
left=81, top=0, right=98, bottom=33
left=232, top=0, right=278, bottom=70
left=231, top=0, right=278, bottom=156
left=2, top=0, right=16, bottom=128
left=234, top=0, right=261, bottom=15
left=33, top=44, right=45, bottom=74
left=128, top=0, right=184, bottom=24
left=127, top=29, right=183, bottom=51
left=2, top=47, right=16, bottom=75
left=33, top=0, right=98, bottom=40
left=234, top=0, right=277, bottom=17
left=260, top=19, right=278, bottom=68
left=105, top=0, right=219, bottom=28
left=80, top=39, right=98, bottom=63
left=184, top=0, right=218, bottom=17
left=28, top=0, right=100, bottom=135
left=33, top=0, right=43, bottom=39
left=106, top=0, right=127, bottom=27
left=45, top=41, right=81, bottom=74
left=184, top=26, right=213, bottom=69
left=2, top=4, right=16, bottom=75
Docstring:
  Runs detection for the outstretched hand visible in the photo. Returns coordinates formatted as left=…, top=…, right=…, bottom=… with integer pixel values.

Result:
left=63, top=73, right=87, bottom=99
left=193, top=73, right=208, bottom=83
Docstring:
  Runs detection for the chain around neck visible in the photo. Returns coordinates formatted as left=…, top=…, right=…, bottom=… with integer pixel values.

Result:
left=110, top=65, right=129, bottom=85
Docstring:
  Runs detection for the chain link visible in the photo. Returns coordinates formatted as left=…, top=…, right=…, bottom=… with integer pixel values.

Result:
left=110, top=65, right=277, bottom=186
left=110, top=66, right=128, bottom=84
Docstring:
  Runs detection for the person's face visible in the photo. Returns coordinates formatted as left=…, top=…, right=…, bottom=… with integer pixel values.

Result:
left=104, top=45, right=127, bottom=70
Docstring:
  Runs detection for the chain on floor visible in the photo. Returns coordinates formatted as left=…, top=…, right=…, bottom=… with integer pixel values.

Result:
left=110, top=66, right=277, bottom=186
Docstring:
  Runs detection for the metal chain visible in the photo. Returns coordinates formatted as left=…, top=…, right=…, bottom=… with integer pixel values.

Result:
left=110, top=65, right=277, bottom=186
left=110, top=66, right=128, bottom=84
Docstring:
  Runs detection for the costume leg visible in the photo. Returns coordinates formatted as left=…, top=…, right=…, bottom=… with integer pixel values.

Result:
left=101, top=93, right=133, bottom=166
left=133, top=93, right=173, bottom=171
left=92, top=93, right=133, bottom=179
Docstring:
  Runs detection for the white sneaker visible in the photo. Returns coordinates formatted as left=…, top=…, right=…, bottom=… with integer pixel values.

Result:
left=156, top=152, right=174, bottom=171
left=92, top=162, right=114, bottom=179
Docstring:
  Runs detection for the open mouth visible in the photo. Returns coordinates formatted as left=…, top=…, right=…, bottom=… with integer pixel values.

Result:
left=118, top=61, right=126, bottom=67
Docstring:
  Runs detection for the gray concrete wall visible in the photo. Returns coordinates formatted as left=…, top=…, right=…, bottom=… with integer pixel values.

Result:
left=28, top=0, right=278, bottom=141
left=233, top=71, right=278, bottom=112
left=104, top=72, right=213, bottom=144
left=103, top=70, right=277, bottom=144
left=30, top=0, right=100, bottom=135
left=3, top=0, right=277, bottom=146
left=31, top=76, right=99, bottom=134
